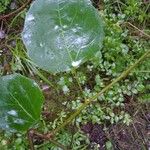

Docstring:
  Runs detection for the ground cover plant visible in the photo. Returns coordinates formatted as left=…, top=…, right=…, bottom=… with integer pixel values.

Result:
left=0, top=0, right=150, bottom=150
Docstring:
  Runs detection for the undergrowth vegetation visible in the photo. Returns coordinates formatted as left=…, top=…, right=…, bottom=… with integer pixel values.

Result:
left=0, top=0, right=11, bottom=13
left=0, top=0, right=150, bottom=149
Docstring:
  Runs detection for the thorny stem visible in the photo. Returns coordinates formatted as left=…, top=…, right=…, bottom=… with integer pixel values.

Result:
left=24, top=50, right=150, bottom=150
left=42, top=49, right=150, bottom=148
left=52, top=50, right=150, bottom=134
left=53, top=99, right=90, bottom=134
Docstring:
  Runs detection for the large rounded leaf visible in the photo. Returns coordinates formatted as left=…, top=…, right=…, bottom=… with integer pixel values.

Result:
left=0, top=74, right=44, bottom=132
left=22, top=0, right=104, bottom=73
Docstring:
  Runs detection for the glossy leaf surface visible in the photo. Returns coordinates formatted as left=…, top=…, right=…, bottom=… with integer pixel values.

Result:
left=22, top=0, right=104, bottom=73
left=0, top=74, right=44, bottom=132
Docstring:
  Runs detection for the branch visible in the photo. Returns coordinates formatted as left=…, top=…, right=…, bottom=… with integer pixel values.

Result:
left=28, top=129, right=68, bottom=150
left=0, top=0, right=33, bottom=20
left=53, top=50, right=150, bottom=134
left=27, top=129, right=35, bottom=150
left=124, top=22, right=150, bottom=39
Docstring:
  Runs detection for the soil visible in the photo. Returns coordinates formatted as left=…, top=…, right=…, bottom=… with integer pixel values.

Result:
left=81, top=103, right=150, bottom=150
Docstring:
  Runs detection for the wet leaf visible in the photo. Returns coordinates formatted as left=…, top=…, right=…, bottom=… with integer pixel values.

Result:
left=22, top=0, right=104, bottom=73
left=0, top=74, right=44, bottom=132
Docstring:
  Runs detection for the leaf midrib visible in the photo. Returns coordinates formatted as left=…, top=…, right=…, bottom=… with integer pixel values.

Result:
left=9, top=93, right=36, bottom=121
left=57, top=0, right=73, bottom=63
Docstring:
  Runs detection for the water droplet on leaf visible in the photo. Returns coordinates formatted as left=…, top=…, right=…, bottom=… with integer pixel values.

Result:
left=72, top=60, right=82, bottom=67
left=27, top=14, right=35, bottom=21
left=7, top=110, right=18, bottom=117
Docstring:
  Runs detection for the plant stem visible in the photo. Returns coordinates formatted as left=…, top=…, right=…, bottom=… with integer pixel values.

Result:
left=53, top=50, right=150, bottom=134
left=125, top=22, right=150, bottom=39
left=28, top=129, right=68, bottom=150
left=0, top=0, right=33, bottom=20
left=10, top=51, right=57, bottom=90
left=71, top=69, right=83, bottom=94
left=53, top=99, right=90, bottom=134
left=27, top=130, right=35, bottom=150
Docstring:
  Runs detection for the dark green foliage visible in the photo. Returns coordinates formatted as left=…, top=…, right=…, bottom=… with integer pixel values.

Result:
left=0, top=74, right=44, bottom=132
left=0, top=0, right=11, bottom=13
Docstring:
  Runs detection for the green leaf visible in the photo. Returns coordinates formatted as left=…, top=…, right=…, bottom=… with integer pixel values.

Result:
left=22, top=0, right=104, bottom=73
left=0, top=74, right=44, bottom=132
